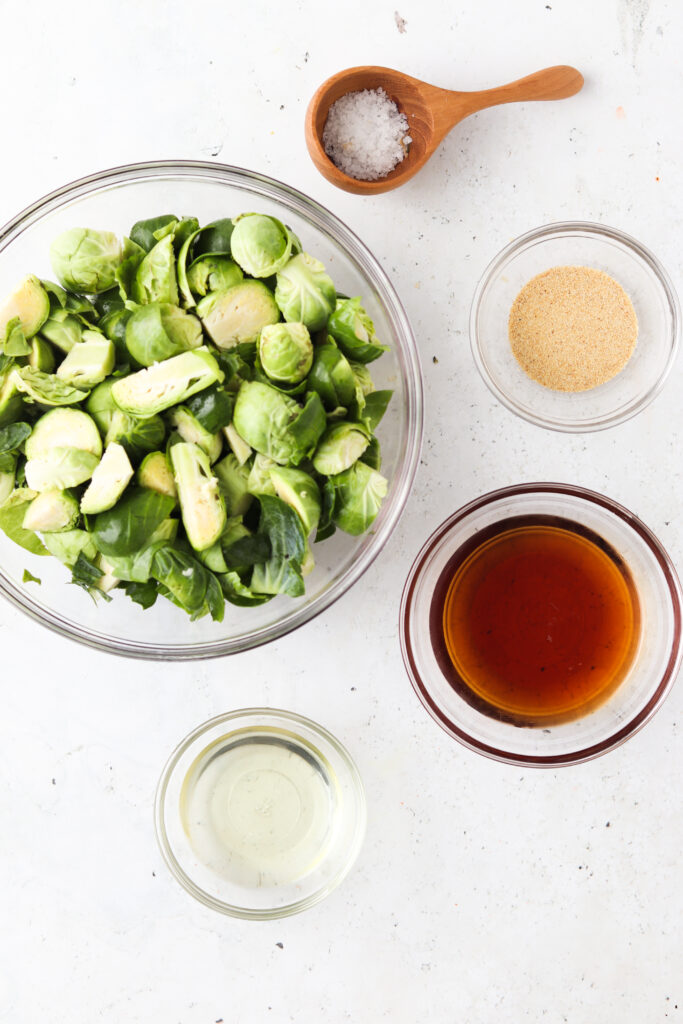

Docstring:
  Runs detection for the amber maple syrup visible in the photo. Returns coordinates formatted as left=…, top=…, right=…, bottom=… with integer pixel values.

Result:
left=431, top=516, right=640, bottom=725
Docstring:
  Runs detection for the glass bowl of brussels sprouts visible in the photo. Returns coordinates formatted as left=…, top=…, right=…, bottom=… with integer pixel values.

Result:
left=0, top=161, right=422, bottom=658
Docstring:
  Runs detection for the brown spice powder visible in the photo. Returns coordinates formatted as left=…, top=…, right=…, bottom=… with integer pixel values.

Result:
left=508, top=265, right=638, bottom=392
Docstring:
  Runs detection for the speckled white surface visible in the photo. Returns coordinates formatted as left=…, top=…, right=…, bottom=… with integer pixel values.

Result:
left=1, top=1, right=682, bottom=1021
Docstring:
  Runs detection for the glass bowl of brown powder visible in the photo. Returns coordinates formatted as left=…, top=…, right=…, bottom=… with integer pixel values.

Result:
left=470, top=222, right=680, bottom=432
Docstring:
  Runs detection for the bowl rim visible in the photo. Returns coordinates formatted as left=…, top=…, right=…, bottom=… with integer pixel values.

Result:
left=399, top=481, right=683, bottom=767
left=154, top=707, right=367, bottom=919
left=0, top=160, right=423, bottom=660
left=469, top=220, right=681, bottom=433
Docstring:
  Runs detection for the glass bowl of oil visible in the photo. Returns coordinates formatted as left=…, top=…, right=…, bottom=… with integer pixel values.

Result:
left=155, top=709, right=366, bottom=918
left=400, top=483, right=683, bottom=766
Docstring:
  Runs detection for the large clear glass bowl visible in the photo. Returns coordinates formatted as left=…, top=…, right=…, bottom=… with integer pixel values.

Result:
left=0, top=161, right=423, bottom=659
left=400, top=484, right=683, bottom=767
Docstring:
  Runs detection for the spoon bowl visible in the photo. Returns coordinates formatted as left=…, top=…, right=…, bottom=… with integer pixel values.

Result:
left=305, top=65, right=584, bottom=195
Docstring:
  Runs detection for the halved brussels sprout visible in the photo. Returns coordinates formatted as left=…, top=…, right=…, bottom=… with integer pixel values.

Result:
left=230, top=214, right=294, bottom=278
left=0, top=453, right=16, bottom=505
left=25, top=447, right=100, bottom=492
left=169, top=406, right=223, bottom=463
left=130, top=235, right=179, bottom=306
left=125, top=303, right=202, bottom=367
left=111, top=347, right=224, bottom=417
left=258, top=322, right=313, bottom=384
left=0, top=276, right=50, bottom=340
left=327, top=297, right=388, bottom=363
left=275, top=253, right=336, bottom=331
left=186, top=256, right=243, bottom=298
left=85, top=380, right=118, bottom=436
left=0, top=372, right=23, bottom=428
left=41, top=528, right=97, bottom=567
left=28, top=337, right=56, bottom=374
left=312, top=422, right=370, bottom=476
left=40, top=310, right=84, bottom=353
left=196, top=281, right=280, bottom=349
left=137, top=451, right=176, bottom=498
left=56, top=333, right=115, bottom=387
left=11, top=367, right=90, bottom=407
left=26, top=408, right=102, bottom=460
left=269, top=466, right=321, bottom=535
left=247, top=452, right=277, bottom=496
left=223, top=422, right=251, bottom=465
left=169, top=441, right=226, bottom=551
left=331, top=461, right=388, bottom=535
left=307, top=342, right=356, bottom=410
left=23, top=488, right=80, bottom=532
left=80, top=442, right=134, bottom=514
left=50, top=228, right=122, bottom=294
left=105, top=410, right=165, bottom=460
left=233, top=381, right=325, bottom=467
left=214, top=453, right=252, bottom=516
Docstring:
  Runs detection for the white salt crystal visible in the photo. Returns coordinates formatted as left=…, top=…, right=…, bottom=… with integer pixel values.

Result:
left=322, top=87, right=411, bottom=181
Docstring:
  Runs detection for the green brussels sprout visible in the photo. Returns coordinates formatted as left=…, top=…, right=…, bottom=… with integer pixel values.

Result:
left=168, top=406, right=223, bottom=463
left=233, top=381, right=326, bottom=466
left=247, top=452, right=277, bottom=496
left=137, top=450, right=177, bottom=498
left=125, top=303, right=202, bottom=367
left=275, top=253, right=336, bottom=331
left=312, top=422, right=370, bottom=476
left=169, top=441, right=226, bottom=551
left=0, top=453, right=16, bottom=505
left=11, top=367, right=90, bottom=407
left=40, top=310, right=84, bottom=353
left=99, top=307, right=132, bottom=347
left=129, top=214, right=178, bottom=252
left=258, top=322, right=313, bottom=384
left=41, top=528, right=97, bottom=567
left=130, top=235, right=179, bottom=306
left=186, top=255, right=243, bottom=297
left=307, top=342, right=356, bottom=410
left=0, top=371, right=23, bottom=428
left=56, top=333, right=115, bottom=388
left=85, top=380, right=118, bottom=436
left=196, top=281, right=280, bottom=349
left=327, top=297, right=388, bottom=363
left=350, top=361, right=375, bottom=396
left=26, top=408, right=102, bottom=460
left=151, top=545, right=224, bottom=622
left=269, top=466, right=321, bottom=535
left=214, top=453, right=252, bottom=516
left=23, top=488, right=80, bottom=532
left=50, top=228, right=122, bottom=294
left=223, top=422, right=251, bottom=465
left=230, top=214, right=294, bottom=278
left=28, top=337, right=56, bottom=374
left=331, top=461, right=388, bottom=535
left=111, top=347, right=224, bottom=417
left=25, top=447, right=100, bottom=492
left=105, top=410, right=165, bottom=461
left=80, top=442, right=134, bottom=514
left=0, top=276, right=50, bottom=340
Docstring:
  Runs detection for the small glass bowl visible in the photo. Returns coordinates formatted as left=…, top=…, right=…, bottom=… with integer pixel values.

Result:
left=470, top=222, right=680, bottom=432
left=155, top=709, right=366, bottom=919
left=399, top=483, right=683, bottom=767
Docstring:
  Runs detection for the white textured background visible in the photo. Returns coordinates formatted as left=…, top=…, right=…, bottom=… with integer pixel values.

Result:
left=1, top=1, right=682, bottom=1021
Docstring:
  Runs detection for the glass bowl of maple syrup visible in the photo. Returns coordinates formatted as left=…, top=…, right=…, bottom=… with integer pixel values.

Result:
left=400, top=483, right=683, bottom=767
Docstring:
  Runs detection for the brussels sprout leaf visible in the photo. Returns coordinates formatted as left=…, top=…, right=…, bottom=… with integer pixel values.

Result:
left=94, top=488, right=175, bottom=557
left=0, top=422, right=31, bottom=455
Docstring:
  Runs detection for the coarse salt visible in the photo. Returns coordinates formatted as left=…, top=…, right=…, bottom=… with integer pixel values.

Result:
left=322, top=87, right=411, bottom=181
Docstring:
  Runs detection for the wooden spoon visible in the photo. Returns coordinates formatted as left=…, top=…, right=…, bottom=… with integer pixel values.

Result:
left=305, top=65, right=584, bottom=195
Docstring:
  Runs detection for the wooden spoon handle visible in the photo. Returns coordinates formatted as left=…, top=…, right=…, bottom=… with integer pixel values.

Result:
left=433, top=65, right=584, bottom=138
